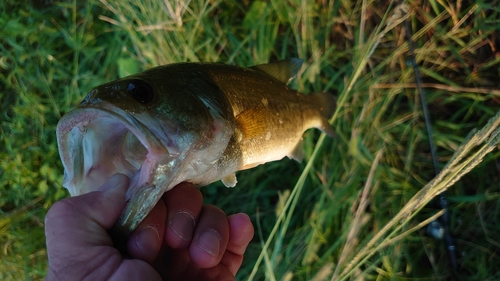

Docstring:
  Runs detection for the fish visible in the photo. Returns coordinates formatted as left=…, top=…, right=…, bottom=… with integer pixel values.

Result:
left=56, top=59, right=336, bottom=235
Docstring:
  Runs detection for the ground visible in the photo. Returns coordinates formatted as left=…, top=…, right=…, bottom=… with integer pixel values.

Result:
left=1, top=0, right=500, bottom=280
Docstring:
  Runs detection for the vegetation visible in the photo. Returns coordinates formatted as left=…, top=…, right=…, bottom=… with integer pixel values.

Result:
left=1, top=0, right=499, bottom=280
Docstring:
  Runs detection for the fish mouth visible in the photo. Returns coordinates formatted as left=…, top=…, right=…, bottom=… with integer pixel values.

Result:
left=56, top=102, right=168, bottom=203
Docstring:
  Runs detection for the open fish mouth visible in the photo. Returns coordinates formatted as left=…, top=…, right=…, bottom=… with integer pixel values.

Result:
left=56, top=102, right=168, bottom=203
left=56, top=100, right=218, bottom=235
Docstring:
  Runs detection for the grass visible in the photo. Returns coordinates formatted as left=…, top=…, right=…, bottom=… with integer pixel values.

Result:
left=1, top=0, right=500, bottom=280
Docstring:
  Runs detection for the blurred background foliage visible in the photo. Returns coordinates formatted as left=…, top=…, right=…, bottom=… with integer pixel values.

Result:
left=1, top=0, right=500, bottom=280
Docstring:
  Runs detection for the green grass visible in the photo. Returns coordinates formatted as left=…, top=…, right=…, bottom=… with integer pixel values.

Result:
left=2, top=0, right=500, bottom=280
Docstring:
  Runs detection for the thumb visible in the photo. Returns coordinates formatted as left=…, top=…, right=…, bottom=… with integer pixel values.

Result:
left=45, top=175, right=142, bottom=280
left=45, top=174, right=130, bottom=248
left=89, top=173, right=130, bottom=229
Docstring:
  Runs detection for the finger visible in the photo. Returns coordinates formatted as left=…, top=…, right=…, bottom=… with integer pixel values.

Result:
left=221, top=213, right=254, bottom=275
left=190, top=205, right=229, bottom=268
left=127, top=197, right=167, bottom=263
left=163, top=182, right=203, bottom=249
left=225, top=213, right=254, bottom=255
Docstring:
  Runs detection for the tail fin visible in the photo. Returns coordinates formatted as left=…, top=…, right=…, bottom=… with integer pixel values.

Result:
left=312, top=92, right=336, bottom=138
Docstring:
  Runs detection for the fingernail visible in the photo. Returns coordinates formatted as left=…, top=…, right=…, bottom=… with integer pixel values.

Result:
left=99, top=174, right=129, bottom=192
left=197, top=229, right=221, bottom=257
left=136, top=226, right=160, bottom=257
left=169, top=212, right=195, bottom=241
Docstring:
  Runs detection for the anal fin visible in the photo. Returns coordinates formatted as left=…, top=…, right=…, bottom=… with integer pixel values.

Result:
left=287, top=140, right=304, bottom=162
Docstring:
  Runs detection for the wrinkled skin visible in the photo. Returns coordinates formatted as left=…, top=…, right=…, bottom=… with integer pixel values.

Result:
left=45, top=174, right=254, bottom=281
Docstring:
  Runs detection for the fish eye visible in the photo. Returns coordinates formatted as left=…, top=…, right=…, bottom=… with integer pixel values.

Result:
left=127, top=79, right=154, bottom=103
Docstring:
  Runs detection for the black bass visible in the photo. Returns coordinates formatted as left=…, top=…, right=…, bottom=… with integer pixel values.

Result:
left=56, top=59, right=335, bottom=235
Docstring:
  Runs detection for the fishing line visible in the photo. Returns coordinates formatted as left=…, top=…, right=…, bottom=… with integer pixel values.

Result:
left=399, top=1, right=458, bottom=270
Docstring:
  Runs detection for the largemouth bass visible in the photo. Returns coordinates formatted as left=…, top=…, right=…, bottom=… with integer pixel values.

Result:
left=56, top=59, right=336, bottom=235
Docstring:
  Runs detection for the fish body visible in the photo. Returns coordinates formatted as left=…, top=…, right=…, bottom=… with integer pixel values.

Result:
left=56, top=59, right=335, bottom=235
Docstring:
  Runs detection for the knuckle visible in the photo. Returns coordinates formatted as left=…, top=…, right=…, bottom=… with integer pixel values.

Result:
left=45, top=197, right=86, bottom=225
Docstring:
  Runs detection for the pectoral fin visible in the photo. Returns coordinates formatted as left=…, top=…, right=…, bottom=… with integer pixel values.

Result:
left=235, top=105, right=271, bottom=139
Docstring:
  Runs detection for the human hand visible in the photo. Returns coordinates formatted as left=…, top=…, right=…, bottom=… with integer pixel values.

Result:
left=45, top=174, right=254, bottom=281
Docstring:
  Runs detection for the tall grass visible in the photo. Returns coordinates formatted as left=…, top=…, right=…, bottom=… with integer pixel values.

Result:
left=1, top=0, right=500, bottom=280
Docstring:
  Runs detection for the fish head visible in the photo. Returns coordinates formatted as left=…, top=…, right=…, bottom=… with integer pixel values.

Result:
left=56, top=71, right=202, bottom=236
left=79, top=70, right=172, bottom=115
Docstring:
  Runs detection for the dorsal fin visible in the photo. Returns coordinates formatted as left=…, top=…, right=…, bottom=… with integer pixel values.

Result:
left=251, top=58, right=303, bottom=84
